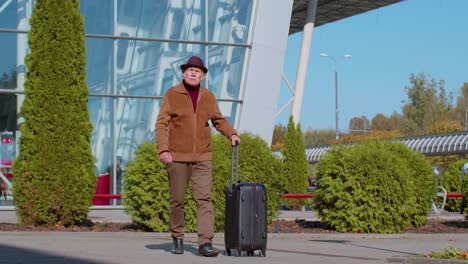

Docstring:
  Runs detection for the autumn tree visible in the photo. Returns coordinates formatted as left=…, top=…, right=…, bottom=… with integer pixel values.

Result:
left=428, top=120, right=465, bottom=134
left=336, top=130, right=403, bottom=144
left=370, top=112, right=408, bottom=132
left=271, top=124, right=286, bottom=150
left=12, top=0, right=95, bottom=226
left=453, top=83, right=468, bottom=129
left=303, top=129, right=335, bottom=147
left=349, top=116, right=370, bottom=135
left=402, top=73, right=452, bottom=132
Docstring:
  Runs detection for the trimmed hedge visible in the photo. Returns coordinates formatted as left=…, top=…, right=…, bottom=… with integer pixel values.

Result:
left=122, top=142, right=170, bottom=231
left=313, top=140, right=435, bottom=233
left=123, top=132, right=284, bottom=232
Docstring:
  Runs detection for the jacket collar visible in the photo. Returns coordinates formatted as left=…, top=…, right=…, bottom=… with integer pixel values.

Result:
left=174, top=81, right=208, bottom=96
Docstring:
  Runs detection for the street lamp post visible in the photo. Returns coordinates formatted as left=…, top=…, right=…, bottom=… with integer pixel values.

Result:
left=349, top=117, right=370, bottom=134
left=357, top=116, right=367, bottom=134
left=320, top=53, right=352, bottom=140
left=363, top=118, right=366, bottom=134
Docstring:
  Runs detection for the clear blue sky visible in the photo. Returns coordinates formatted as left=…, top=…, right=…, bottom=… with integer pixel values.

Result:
left=277, top=0, right=468, bottom=132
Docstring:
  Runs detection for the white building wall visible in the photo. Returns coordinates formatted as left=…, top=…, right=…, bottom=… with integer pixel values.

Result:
left=238, top=0, right=293, bottom=144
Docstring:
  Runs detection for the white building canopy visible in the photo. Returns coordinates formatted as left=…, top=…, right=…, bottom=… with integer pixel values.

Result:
left=289, top=0, right=403, bottom=34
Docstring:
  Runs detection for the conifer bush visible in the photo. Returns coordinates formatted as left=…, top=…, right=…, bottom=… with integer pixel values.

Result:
left=123, top=133, right=284, bottom=231
left=313, top=140, right=435, bottom=233
left=441, top=160, right=468, bottom=212
left=281, top=116, right=309, bottom=207
left=12, top=0, right=95, bottom=226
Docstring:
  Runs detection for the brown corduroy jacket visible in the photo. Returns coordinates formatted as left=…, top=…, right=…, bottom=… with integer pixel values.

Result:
left=155, top=82, right=237, bottom=162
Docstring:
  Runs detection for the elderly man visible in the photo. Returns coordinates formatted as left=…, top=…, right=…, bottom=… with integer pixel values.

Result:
left=155, top=56, right=240, bottom=257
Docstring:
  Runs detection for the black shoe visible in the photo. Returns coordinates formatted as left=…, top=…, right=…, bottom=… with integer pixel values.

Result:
left=198, top=243, right=219, bottom=257
left=171, top=238, right=183, bottom=254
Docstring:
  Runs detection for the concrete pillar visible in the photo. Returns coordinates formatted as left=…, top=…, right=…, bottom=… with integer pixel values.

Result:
left=291, top=0, right=317, bottom=125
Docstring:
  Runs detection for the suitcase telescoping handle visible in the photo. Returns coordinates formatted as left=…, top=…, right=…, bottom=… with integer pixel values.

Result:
left=229, top=143, right=239, bottom=191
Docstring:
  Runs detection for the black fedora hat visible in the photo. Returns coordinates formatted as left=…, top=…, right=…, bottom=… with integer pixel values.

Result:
left=180, top=56, right=208, bottom=73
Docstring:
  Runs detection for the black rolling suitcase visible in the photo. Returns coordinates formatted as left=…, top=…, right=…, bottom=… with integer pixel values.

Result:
left=224, top=145, right=267, bottom=257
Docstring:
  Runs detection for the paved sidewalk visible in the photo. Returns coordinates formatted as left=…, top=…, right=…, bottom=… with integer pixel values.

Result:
left=0, top=208, right=466, bottom=264
left=0, top=230, right=467, bottom=264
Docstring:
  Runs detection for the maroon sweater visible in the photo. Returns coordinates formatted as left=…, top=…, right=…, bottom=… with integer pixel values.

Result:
left=183, top=80, right=200, bottom=113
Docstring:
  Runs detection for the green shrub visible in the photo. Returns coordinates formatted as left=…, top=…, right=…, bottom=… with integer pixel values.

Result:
left=386, top=142, right=435, bottom=226
left=123, top=142, right=170, bottom=231
left=441, top=160, right=468, bottom=212
left=123, top=133, right=284, bottom=232
left=313, top=140, right=435, bottom=233
left=12, top=0, right=95, bottom=226
left=427, top=245, right=467, bottom=259
left=122, top=143, right=197, bottom=231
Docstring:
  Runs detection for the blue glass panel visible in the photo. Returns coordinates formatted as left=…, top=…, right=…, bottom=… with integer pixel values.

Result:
left=0, top=33, right=17, bottom=88
left=0, top=0, right=32, bottom=30
left=207, top=46, right=246, bottom=100
left=0, top=93, right=16, bottom=133
left=85, top=37, right=113, bottom=94
left=117, top=41, right=205, bottom=96
left=0, top=0, right=17, bottom=29
left=208, top=0, right=252, bottom=43
left=88, top=96, right=114, bottom=176
left=117, top=0, right=204, bottom=41
left=80, top=0, right=113, bottom=35
left=217, top=101, right=238, bottom=127
left=115, top=97, right=156, bottom=166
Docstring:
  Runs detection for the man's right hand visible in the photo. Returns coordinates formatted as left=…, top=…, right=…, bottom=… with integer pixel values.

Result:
left=159, top=151, right=173, bottom=164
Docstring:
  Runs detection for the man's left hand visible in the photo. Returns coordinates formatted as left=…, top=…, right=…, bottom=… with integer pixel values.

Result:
left=230, top=134, right=240, bottom=146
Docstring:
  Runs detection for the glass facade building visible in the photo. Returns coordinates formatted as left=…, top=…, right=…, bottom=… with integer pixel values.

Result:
left=0, top=0, right=293, bottom=206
